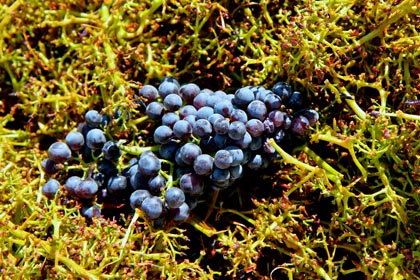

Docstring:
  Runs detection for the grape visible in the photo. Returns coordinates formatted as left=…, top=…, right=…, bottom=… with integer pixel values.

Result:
left=162, top=112, right=180, bottom=127
left=183, top=115, right=197, bottom=126
left=287, top=91, right=304, bottom=109
left=159, top=140, right=180, bottom=160
left=86, top=128, right=106, bottom=150
left=141, top=196, right=163, bottom=219
left=208, top=113, right=224, bottom=125
left=206, top=95, right=222, bottom=108
left=162, top=76, right=181, bottom=87
left=153, top=125, right=173, bottom=144
left=173, top=202, right=190, bottom=222
left=274, top=128, right=286, bottom=143
left=138, top=153, right=161, bottom=177
left=250, top=136, right=263, bottom=151
left=65, top=176, right=81, bottom=195
left=97, top=160, right=118, bottom=177
left=263, top=118, right=275, bottom=134
left=130, top=171, right=147, bottom=190
left=268, top=110, right=284, bottom=128
left=173, top=120, right=192, bottom=139
left=102, top=141, right=121, bottom=161
left=291, top=115, right=310, bottom=136
left=247, top=154, right=265, bottom=170
left=180, top=83, right=200, bottom=104
left=199, top=136, right=218, bottom=154
left=82, top=205, right=101, bottom=219
left=229, top=165, right=243, bottom=180
left=214, top=99, right=233, bottom=117
left=246, top=119, right=264, bottom=137
left=193, top=154, right=214, bottom=176
left=180, top=143, right=202, bottom=165
left=179, top=105, right=197, bottom=119
left=255, top=89, right=272, bottom=102
left=148, top=174, right=166, bottom=193
left=233, top=132, right=252, bottom=149
left=272, top=82, right=292, bottom=100
left=193, top=119, right=213, bottom=139
left=146, top=101, right=165, bottom=120
left=193, top=91, right=211, bottom=109
left=92, top=172, right=105, bottom=187
left=213, top=118, right=230, bottom=135
left=301, top=109, right=319, bottom=126
left=164, top=187, right=185, bottom=209
left=263, top=93, right=282, bottom=111
left=228, top=121, right=246, bottom=140
left=196, top=106, right=214, bottom=120
left=179, top=173, right=204, bottom=195
left=158, top=80, right=180, bottom=99
left=234, top=87, right=255, bottom=107
left=214, top=133, right=229, bottom=148
left=230, top=109, right=248, bottom=123
left=75, top=178, right=98, bottom=199
left=163, top=93, right=183, bottom=111
left=139, top=84, right=158, bottom=103
left=130, top=189, right=151, bottom=210
left=214, top=149, right=233, bottom=169
left=42, top=178, right=60, bottom=199
left=210, top=167, right=231, bottom=188
left=247, top=100, right=267, bottom=121
left=65, top=131, right=85, bottom=152
left=85, top=110, right=103, bottom=128
left=48, top=142, right=72, bottom=163
left=41, top=158, right=59, bottom=174
left=225, top=146, right=244, bottom=166
left=107, top=175, right=127, bottom=194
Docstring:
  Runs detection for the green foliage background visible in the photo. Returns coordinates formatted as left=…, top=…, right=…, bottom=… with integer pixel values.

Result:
left=0, top=0, right=419, bottom=279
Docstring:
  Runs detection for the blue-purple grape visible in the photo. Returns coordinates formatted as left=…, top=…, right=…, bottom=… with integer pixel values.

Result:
left=42, top=178, right=60, bottom=199
left=41, top=158, right=59, bottom=174
left=85, top=110, right=103, bottom=128
left=163, top=93, right=183, bottom=111
left=146, top=101, right=165, bottom=120
left=153, top=125, right=174, bottom=144
left=173, top=120, right=192, bottom=139
left=86, top=128, right=106, bottom=150
left=247, top=100, right=267, bottom=121
left=158, top=80, right=180, bottom=99
left=107, top=175, right=127, bottom=194
left=180, top=83, right=200, bottom=104
left=138, top=153, right=161, bottom=177
left=173, top=202, right=190, bottom=222
left=193, top=154, right=214, bottom=176
left=180, top=143, right=202, bottom=165
left=139, top=84, right=158, bottom=103
left=214, top=149, right=233, bottom=169
left=75, top=178, right=98, bottom=199
left=130, top=189, right=152, bottom=210
left=162, top=112, right=180, bottom=127
left=48, top=142, right=72, bottom=163
left=234, top=87, right=255, bottom=107
left=179, top=173, right=205, bottom=195
left=213, top=118, right=230, bottom=135
left=214, top=99, right=233, bottom=117
left=193, top=119, right=213, bottom=138
left=102, top=141, right=121, bottom=161
left=164, top=187, right=185, bottom=209
left=65, top=176, right=81, bottom=195
left=228, top=121, right=246, bottom=140
left=65, top=131, right=85, bottom=152
left=141, top=196, right=163, bottom=219
left=246, top=119, right=264, bottom=137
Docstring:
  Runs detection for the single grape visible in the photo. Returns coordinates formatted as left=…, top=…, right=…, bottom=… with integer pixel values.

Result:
left=75, top=178, right=98, bottom=199
left=65, top=176, right=82, bottom=195
left=163, top=93, right=183, bottom=111
left=230, top=108, right=248, bottom=123
left=162, top=112, right=180, bottom=127
left=139, top=84, right=158, bottom=103
left=180, top=83, right=200, bottom=104
left=146, top=101, right=165, bottom=120
left=173, top=120, right=192, bottom=139
left=141, top=196, right=163, bottom=219
left=193, top=91, right=211, bottom=109
left=179, top=105, right=197, bottom=119
left=214, top=149, right=233, bottom=169
left=183, top=114, right=197, bottom=126
left=86, top=128, right=106, bottom=150
left=225, top=146, right=244, bottom=166
left=268, top=110, right=285, bottom=128
left=291, top=115, right=310, bottom=136
left=301, top=109, right=319, bottom=126
left=130, top=171, right=148, bottom=190
left=228, top=121, right=246, bottom=140
left=196, top=106, right=214, bottom=120
left=42, top=178, right=60, bottom=199
left=153, top=125, right=174, bottom=144
left=208, top=113, right=224, bottom=125
left=180, top=143, right=202, bottom=165
left=210, top=167, right=231, bottom=188
left=164, top=187, right=185, bottom=209
left=255, top=89, right=272, bottom=102
left=48, top=142, right=72, bottom=163
left=246, top=119, right=264, bottom=137
left=41, top=158, right=59, bottom=174
left=179, top=173, right=205, bottom=195
left=130, top=189, right=152, bottom=210
left=193, top=119, right=213, bottom=139
left=85, top=110, right=103, bottom=128
left=233, top=132, right=252, bottom=149
left=97, top=160, right=118, bottom=177
left=159, top=140, right=180, bottom=160
left=107, top=175, right=127, bottom=194
left=81, top=205, right=101, bottom=219
left=247, top=100, right=267, bottom=121
left=138, top=153, right=161, bottom=177
left=213, top=118, right=230, bottom=135
left=234, top=87, right=255, bottom=107
left=173, top=202, right=190, bottom=222
left=263, top=118, right=275, bottom=134
left=214, top=99, right=233, bottom=117
left=148, top=174, right=166, bottom=193
left=102, top=141, right=121, bottom=161
left=193, top=154, right=214, bottom=176
left=263, top=93, right=282, bottom=111
left=65, top=131, right=85, bottom=152
left=158, top=80, right=180, bottom=99
left=272, top=82, right=292, bottom=100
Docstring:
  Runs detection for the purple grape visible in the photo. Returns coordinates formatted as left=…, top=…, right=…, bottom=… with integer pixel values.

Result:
left=230, top=109, right=248, bottom=123
left=139, top=84, right=158, bottom=103
left=86, top=128, right=106, bottom=150
left=173, top=120, right=192, bottom=139
left=141, top=196, right=163, bottom=219
left=153, top=125, right=174, bottom=144
left=41, top=158, right=59, bottom=174
left=291, top=115, right=310, bottom=136
left=65, top=176, right=81, bottom=195
left=159, top=140, right=180, bottom=160
left=130, top=189, right=152, bottom=210
left=158, top=80, right=180, bottom=99
left=48, top=142, right=72, bottom=163
left=180, top=143, right=202, bottom=165
left=214, top=99, right=233, bottom=117
left=214, top=149, right=233, bottom=169
left=138, top=153, right=161, bottom=177
left=102, top=141, right=121, bottom=161
left=180, top=83, right=200, bottom=104
left=162, top=112, right=180, bottom=127
left=272, top=82, right=292, bottom=100
left=228, top=121, right=246, bottom=140
left=164, top=187, right=185, bottom=209
left=193, top=91, right=211, bottom=109
left=81, top=205, right=101, bottom=219
left=42, top=178, right=60, bottom=199
left=179, top=105, right=198, bottom=119
left=246, top=119, right=264, bottom=137
left=75, top=178, right=98, bottom=199
left=193, top=119, right=213, bottom=138
left=247, top=100, right=267, bottom=121
left=85, top=110, right=103, bottom=128
left=146, top=101, right=165, bottom=120
left=234, top=87, right=255, bottom=107
left=196, top=106, right=214, bottom=120
left=263, top=93, right=282, bottom=111
left=213, top=118, right=230, bottom=135
left=208, top=113, right=224, bottom=125
left=268, top=110, right=285, bottom=128
left=65, top=131, right=85, bottom=152
left=193, top=154, right=214, bottom=176
left=173, top=202, right=190, bottom=222
left=107, top=175, right=127, bottom=194
left=163, top=93, right=183, bottom=111
left=301, top=109, right=319, bottom=126
left=225, top=146, right=244, bottom=166
left=179, top=173, right=204, bottom=195
left=148, top=174, right=166, bottom=193
left=233, top=132, right=252, bottom=149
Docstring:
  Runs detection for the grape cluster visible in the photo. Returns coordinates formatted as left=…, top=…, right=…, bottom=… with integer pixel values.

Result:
left=41, top=77, right=318, bottom=224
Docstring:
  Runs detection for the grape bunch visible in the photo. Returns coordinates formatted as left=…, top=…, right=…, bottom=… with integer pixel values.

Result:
left=41, top=77, right=318, bottom=224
